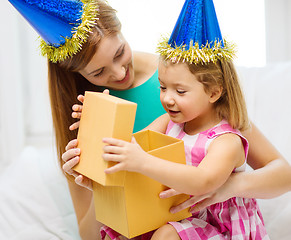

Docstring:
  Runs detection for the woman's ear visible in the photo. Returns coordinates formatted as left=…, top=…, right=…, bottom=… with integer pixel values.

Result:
left=209, top=85, right=223, bottom=103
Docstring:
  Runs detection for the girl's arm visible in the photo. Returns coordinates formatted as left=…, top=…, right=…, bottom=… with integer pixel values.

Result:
left=162, top=122, right=291, bottom=213
left=103, top=133, right=245, bottom=196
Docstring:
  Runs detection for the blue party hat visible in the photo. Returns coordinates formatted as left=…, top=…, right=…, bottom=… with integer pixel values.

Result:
left=157, top=0, right=235, bottom=64
left=8, top=0, right=98, bottom=62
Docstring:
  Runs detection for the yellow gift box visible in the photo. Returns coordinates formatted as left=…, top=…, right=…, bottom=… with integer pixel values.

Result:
left=75, top=91, right=191, bottom=238
left=94, top=130, right=191, bottom=238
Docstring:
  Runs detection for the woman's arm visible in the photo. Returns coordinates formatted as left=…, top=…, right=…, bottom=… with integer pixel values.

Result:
left=143, top=113, right=170, bottom=133
left=67, top=181, right=104, bottom=240
left=237, top=122, right=291, bottom=198
left=62, top=139, right=103, bottom=239
left=162, top=122, right=291, bottom=213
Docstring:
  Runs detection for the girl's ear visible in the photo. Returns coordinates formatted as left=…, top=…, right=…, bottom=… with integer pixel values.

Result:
left=209, top=85, right=223, bottom=103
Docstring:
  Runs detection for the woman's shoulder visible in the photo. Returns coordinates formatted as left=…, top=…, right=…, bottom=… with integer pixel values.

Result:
left=132, top=51, right=159, bottom=86
left=133, top=51, right=159, bottom=73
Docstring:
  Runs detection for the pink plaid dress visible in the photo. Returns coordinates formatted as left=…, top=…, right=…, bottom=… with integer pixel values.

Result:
left=166, top=120, right=269, bottom=240
left=100, top=120, right=269, bottom=240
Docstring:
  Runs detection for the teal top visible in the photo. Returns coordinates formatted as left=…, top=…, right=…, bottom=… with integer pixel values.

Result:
left=108, top=70, right=166, bottom=133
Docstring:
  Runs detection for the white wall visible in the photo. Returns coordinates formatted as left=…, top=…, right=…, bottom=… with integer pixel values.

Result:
left=0, top=1, right=52, bottom=167
left=0, top=2, right=25, bottom=166
left=1, top=0, right=291, bottom=167
left=265, top=0, right=291, bottom=63
left=110, top=0, right=267, bottom=67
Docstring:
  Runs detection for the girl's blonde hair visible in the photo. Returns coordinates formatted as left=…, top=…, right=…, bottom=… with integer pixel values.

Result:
left=48, top=0, right=121, bottom=170
left=187, top=60, right=249, bottom=131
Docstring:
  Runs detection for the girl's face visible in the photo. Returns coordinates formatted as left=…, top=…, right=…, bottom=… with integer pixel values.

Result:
left=79, top=33, right=134, bottom=90
left=158, top=61, right=215, bottom=126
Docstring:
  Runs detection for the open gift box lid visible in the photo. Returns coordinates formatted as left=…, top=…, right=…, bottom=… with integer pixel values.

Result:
left=73, top=91, right=137, bottom=186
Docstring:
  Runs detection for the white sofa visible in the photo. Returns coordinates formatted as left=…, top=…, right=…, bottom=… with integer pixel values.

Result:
left=237, top=62, right=291, bottom=240
left=0, top=62, right=291, bottom=239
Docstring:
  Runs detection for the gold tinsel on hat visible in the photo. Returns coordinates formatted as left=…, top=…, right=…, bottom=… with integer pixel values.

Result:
left=157, top=36, right=236, bottom=65
left=40, top=0, right=98, bottom=63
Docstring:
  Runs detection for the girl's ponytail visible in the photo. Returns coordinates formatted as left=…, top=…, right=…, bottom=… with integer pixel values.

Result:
left=219, top=60, right=249, bottom=131
left=188, top=60, right=249, bottom=131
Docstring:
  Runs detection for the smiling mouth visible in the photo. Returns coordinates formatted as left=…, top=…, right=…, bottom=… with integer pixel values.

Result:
left=168, top=110, right=180, bottom=115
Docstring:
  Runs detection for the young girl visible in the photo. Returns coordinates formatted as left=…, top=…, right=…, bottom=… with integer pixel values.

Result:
left=100, top=0, right=269, bottom=239
left=101, top=56, right=269, bottom=239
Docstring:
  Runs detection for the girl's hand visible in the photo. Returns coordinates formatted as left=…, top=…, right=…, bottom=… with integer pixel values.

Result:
left=160, top=178, right=234, bottom=214
left=62, top=139, right=93, bottom=190
left=69, top=89, right=110, bottom=131
left=103, top=137, right=147, bottom=174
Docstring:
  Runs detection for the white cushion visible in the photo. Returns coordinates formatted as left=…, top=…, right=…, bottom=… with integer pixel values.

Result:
left=0, top=146, right=80, bottom=240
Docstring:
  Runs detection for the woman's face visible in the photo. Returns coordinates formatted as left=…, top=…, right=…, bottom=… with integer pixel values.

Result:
left=79, top=33, right=134, bottom=90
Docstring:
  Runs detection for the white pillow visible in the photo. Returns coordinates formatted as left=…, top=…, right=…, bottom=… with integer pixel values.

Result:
left=258, top=193, right=291, bottom=240
left=238, top=62, right=291, bottom=239
left=0, top=146, right=81, bottom=240
left=237, top=62, right=291, bottom=161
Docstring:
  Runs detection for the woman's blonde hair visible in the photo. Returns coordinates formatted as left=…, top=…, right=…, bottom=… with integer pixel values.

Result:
left=47, top=0, right=121, bottom=170
left=187, top=60, right=249, bottom=131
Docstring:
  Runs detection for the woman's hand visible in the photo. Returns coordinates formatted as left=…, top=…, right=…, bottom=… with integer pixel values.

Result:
left=62, top=139, right=93, bottom=190
left=69, top=95, right=84, bottom=131
left=69, top=89, right=110, bottom=131
left=103, top=137, right=147, bottom=174
left=160, top=176, right=235, bottom=214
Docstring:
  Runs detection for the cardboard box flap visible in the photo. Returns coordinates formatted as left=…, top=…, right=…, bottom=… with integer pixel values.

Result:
left=93, top=130, right=191, bottom=238
left=134, top=130, right=183, bottom=152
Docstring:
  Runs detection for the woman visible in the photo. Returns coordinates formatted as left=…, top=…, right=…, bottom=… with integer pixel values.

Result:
left=10, top=0, right=291, bottom=239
